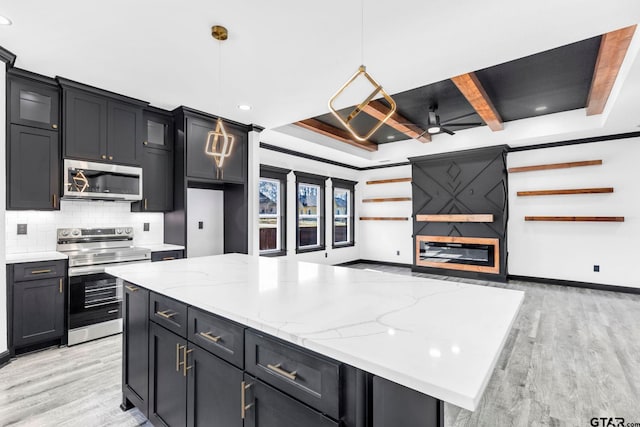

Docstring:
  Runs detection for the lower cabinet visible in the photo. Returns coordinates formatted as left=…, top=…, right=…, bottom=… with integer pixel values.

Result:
left=12, top=277, right=65, bottom=348
left=242, top=375, right=338, bottom=427
left=122, top=284, right=149, bottom=417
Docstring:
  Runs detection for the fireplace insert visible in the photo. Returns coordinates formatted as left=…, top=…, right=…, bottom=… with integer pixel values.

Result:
left=415, top=235, right=500, bottom=274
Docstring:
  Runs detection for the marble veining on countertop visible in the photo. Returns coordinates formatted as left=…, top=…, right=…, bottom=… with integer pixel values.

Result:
left=5, top=251, right=69, bottom=264
left=106, top=253, right=524, bottom=411
left=140, top=243, right=185, bottom=252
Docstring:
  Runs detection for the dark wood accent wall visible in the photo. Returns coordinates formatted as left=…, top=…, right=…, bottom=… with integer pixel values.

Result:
left=410, top=145, right=509, bottom=281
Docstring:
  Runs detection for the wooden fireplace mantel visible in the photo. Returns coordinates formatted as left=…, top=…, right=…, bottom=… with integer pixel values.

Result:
left=416, top=214, right=494, bottom=223
left=415, top=235, right=500, bottom=275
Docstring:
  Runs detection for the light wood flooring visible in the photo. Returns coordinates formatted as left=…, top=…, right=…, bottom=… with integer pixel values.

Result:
left=0, top=263, right=639, bottom=426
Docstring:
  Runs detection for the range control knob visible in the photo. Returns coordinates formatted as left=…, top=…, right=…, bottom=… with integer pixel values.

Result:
left=60, top=229, right=70, bottom=237
left=125, top=228, right=132, bottom=234
left=71, top=229, right=80, bottom=236
left=116, top=229, right=123, bottom=235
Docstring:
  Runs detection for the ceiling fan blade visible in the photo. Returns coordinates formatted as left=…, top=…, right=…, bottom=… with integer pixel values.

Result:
left=442, top=112, right=481, bottom=123
left=440, top=122, right=484, bottom=127
left=441, top=127, right=456, bottom=136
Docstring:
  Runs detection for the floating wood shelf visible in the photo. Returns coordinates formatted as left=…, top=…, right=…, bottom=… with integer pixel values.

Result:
left=508, top=159, right=602, bottom=173
left=366, top=178, right=412, bottom=185
left=416, top=214, right=494, bottom=223
left=517, top=187, right=614, bottom=197
left=525, top=216, right=624, bottom=222
left=362, top=197, right=412, bottom=203
left=360, top=217, right=409, bottom=221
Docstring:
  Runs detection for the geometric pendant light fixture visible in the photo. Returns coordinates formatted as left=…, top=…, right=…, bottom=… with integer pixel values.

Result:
left=205, top=25, right=235, bottom=171
left=328, top=0, right=396, bottom=142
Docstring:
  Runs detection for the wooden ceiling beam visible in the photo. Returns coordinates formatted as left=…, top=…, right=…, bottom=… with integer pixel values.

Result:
left=451, top=72, right=503, bottom=131
left=362, top=100, right=431, bottom=143
left=294, top=118, right=378, bottom=152
left=586, top=25, right=637, bottom=116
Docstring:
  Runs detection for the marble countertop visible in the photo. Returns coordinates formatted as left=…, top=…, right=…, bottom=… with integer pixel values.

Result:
left=5, top=251, right=69, bottom=264
left=140, top=243, right=186, bottom=252
left=106, top=254, right=524, bottom=411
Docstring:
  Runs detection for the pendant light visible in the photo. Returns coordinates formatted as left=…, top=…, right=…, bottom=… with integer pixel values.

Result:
left=328, top=0, right=396, bottom=142
left=206, top=25, right=235, bottom=177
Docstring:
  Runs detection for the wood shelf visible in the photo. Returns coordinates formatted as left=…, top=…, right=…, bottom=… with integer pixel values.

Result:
left=366, top=178, right=412, bottom=185
left=508, top=159, right=602, bottom=173
left=525, top=216, right=624, bottom=222
left=517, top=187, right=614, bottom=197
left=416, top=214, right=494, bottom=223
left=360, top=217, right=409, bottom=221
left=362, top=197, right=412, bottom=203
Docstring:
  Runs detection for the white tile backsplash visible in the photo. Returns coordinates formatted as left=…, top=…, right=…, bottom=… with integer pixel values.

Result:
left=5, top=200, right=164, bottom=253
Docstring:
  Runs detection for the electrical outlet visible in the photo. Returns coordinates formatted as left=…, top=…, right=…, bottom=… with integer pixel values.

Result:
left=143, top=222, right=150, bottom=232
left=198, top=221, right=204, bottom=230
left=17, top=224, right=27, bottom=235
left=396, top=250, right=400, bottom=256
left=593, top=265, right=600, bottom=272
left=325, top=252, right=328, bottom=258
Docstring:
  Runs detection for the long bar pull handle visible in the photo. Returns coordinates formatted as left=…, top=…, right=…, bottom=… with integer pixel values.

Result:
left=31, top=269, right=52, bottom=274
left=199, top=331, right=221, bottom=343
left=125, top=285, right=139, bottom=292
left=266, top=363, right=298, bottom=381
left=59, top=278, right=63, bottom=294
left=144, top=198, right=148, bottom=210
left=156, top=310, right=177, bottom=319
left=176, top=343, right=181, bottom=372
left=241, top=381, right=254, bottom=419
left=183, top=347, right=193, bottom=377
left=52, top=194, right=57, bottom=208
left=162, top=257, right=175, bottom=261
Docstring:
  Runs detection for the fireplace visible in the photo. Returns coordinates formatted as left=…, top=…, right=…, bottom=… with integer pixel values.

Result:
left=415, top=235, right=500, bottom=274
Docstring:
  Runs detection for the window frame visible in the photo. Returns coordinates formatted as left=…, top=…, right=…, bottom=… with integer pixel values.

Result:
left=295, top=172, right=327, bottom=254
left=259, top=165, right=289, bottom=257
left=332, top=178, right=356, bottom=248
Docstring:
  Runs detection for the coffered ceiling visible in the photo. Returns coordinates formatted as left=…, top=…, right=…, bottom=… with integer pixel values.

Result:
left=1, top=1, right=640, bottom=167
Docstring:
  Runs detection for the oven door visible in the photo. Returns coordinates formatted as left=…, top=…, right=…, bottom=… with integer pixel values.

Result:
left=68, top=272, right=122, bottom=329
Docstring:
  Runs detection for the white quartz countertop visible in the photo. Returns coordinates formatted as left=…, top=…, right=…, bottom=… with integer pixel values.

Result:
left=140, top=244, right=185, bottom=252
left=6, top=251, right=69, bottom=264
left=106, top=254, right=524, bottom=411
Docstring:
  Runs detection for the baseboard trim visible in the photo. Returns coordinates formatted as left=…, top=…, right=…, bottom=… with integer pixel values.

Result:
left=508, top=275, right=640, bottom=295
left=0, top=350, right=10, bottom=369
left=335, top=259, right=412, bottom=268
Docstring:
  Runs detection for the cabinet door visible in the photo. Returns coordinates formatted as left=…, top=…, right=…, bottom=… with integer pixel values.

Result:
left=8, top=125, right=59, bottom=210
left=12, top=277, right=64, bottom=348
left=149, top=322, right=188, bottom=427
left=9, top=78, right=60, bottom=131
left=186, top=117, right=218, bottom=180
left=135, top=147, right=173, bottom=212
left=144, top=111, right=173, bottom=151
left=108, top=101, right=142, bottom=165
left=186, top=345, right=243, bottom=427
left=372, top=376, right=442, bottom=427
left=123, top=284, right=149, bottom=416
left=64, top=89, right=108, bottom=161
left=243, top=375, right=338, bottom=427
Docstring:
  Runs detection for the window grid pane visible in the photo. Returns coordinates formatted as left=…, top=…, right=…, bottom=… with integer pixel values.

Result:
left=334, top=188, right=351, bottom=244
left=298, top=183, right=321, bottom=248
left=259, top=178, right=281, bottom=252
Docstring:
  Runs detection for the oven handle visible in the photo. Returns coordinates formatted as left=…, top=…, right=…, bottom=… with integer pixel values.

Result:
left=69, top=260, right=151, bottom=277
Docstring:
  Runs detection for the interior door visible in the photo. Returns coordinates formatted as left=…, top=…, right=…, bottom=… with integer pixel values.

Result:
left=187, top=188, right=224, bottom=257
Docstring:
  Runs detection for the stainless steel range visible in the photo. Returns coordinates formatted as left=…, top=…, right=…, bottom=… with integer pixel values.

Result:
left=57, top=227, right=151, bottom=345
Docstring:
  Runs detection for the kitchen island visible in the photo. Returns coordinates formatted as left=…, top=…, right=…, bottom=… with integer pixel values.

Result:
left=106, top=254, right=524, bottom=427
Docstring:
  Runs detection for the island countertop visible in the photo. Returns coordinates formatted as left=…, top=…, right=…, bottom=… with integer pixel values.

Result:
left=106, top=253, right=524, bottom=411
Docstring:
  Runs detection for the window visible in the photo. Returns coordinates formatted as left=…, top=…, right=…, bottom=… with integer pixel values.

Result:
left=259, top=165, right=288, bottom=256
left=296, top=172, right=327, bottom=253
left=332, top=179, right=355, bottom=247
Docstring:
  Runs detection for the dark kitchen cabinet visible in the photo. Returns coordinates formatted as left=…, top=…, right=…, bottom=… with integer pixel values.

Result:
left=122, top=283, right=149, bottom=417
left=144, top=110, right=173, bottom=151
left=186, top=116, right=246, bottom=184
left=9, top=260, right=66, bottom=353
left=242, top=375, right=338, bottom=427
left=149, top=322, right=188, bottom=427
left=60, top=79, right=146, bottom=166
left=7, top=125, right=60, bottom=210
left=150, top=250, right=184, bottom=262
left=9, top=72, right=60, bottom=131
left=372, top=376, right=443, bottom=427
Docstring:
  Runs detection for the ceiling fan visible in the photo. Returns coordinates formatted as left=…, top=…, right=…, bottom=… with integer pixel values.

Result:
left=417, top=104, right=483, bottom=137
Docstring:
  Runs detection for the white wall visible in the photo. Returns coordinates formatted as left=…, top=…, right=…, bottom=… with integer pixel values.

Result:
left=357, top=165, right=413, bottom=265
left=258, top=147, right=360, bottom=265
left=1, top=65, right=7, bottom=354
left=5, top=200, right=164, bottom=254
left=508, top=138, right=640, bottom=288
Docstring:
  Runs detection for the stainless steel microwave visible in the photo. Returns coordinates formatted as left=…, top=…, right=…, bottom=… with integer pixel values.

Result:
left=63, top=159, right=143, bottom=201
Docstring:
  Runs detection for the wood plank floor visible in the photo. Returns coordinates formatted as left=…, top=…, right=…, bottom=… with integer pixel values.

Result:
left=0, top=263, right=639, bottom=426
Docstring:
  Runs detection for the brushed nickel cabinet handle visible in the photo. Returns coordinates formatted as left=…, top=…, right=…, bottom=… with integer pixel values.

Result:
left=241, top=381, right=254, bottom=419
left=31, top=269, right=52, bottom=274
left=125, top=285, right=138, bottom=292
left=199, top=331, right=221, bottom=343
left=266, top=363, right=298, bottom=381
left=176, top=343, right=183, bottom=372
left=52, top=124, right=58, bottom=129
left=108, top=155, right=113, bottom=160
left=143, top=141, right=148, bottom=146
left=156, top=310, right=177, bottom=319
left=183, top=347, right=193, bottom=376
left=59, top=278, right=63, bottom=294
left=101, top=154, right=107, bottom=159
left=162, top=257, right=175, bottom=261
left=144, top=198, right=148, bottom=210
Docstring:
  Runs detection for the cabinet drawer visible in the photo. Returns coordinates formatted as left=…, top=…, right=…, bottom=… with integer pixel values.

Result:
left=13, top=260, right=65, bottom=281
left=151, top=250, right=184, bottom=262
left=149, top=292, right=187, bottom=338
left=188, top=307, right=245, bottom=369
left=245, top=330, right=341, bottom=419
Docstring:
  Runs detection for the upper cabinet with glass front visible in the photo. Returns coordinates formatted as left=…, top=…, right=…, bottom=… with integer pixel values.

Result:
left=143, top=110, right=172, bottom=151
left=9, top=70, right=60, bottom=131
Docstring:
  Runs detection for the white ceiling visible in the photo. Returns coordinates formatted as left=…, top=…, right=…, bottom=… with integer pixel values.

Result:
left=2, top=1, right=640, bottom=166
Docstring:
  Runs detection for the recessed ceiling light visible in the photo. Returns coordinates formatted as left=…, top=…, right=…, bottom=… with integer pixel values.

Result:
left=237, top=104, right=251, bottom=111
left=386, top=135, right=395, bottom=140
left=535, top=106, right=547, bottom=111
left=378, top=159, right=391, bottom=163
left=0, top=15, right=12, bottom=25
